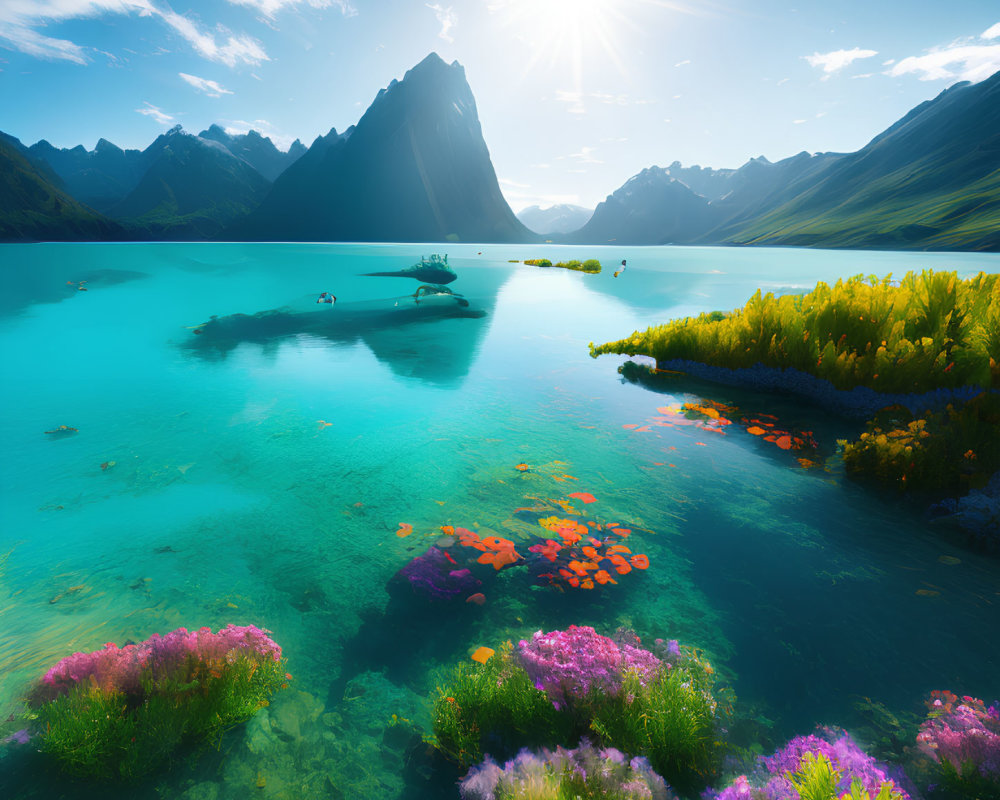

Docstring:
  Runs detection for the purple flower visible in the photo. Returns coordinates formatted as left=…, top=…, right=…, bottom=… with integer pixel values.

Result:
left=706, top=728, right=910, bottom=800
left=35, top=624, right=282, bottom=702
left=516, top=626, right=661, bottom=710
left=460, top=739, right=674, bottom=800
left=917, top=693, right=1000, bottom=782
left=2, top=729, right=31, bottom=746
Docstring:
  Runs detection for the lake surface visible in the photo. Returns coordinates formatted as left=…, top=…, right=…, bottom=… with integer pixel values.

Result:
left=1, top=242, right=998, bottom=799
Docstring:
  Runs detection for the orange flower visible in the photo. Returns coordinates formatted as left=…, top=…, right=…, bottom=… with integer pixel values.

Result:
left=581, top=545, right=600, bottom=560
left=630, top=554, right=649, bottom=570
left=593, top=570, right=617, bottom=585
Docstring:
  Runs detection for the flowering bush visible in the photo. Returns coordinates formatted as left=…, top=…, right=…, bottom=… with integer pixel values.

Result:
left=434, top=627, right=727, bottom=793
left=916, top=690, right=1000, bottom=797
left=460, top=738, right=674, bottom=800
left=707, top=728, right=910, bottom=800
left=35, top=624, right=282, bottom=702
left=29, top=625, right=288, bottom=781
left=516, top=625, right=661, bottom=710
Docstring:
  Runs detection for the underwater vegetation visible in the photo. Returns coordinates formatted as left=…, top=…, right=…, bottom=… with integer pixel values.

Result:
left=432, top=626, right=726, bottom=794
left=915, top=690, right=1000, bottom=800
left=840, top=393, right=1000, bottom=496
left=525, top=257, right=602, bottom=273
left=590, top=271, right=1000, bottom=394
left=387, top=489, right=653, bottom=605
left=708, top=727, right=911, bottom=800
left=24, top=624, right=287, bottom=781
left=460, top=738, right=675, bottom=800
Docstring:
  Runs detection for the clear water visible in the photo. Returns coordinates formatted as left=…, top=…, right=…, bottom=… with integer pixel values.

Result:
left=1, top=242, right=998, bottom=799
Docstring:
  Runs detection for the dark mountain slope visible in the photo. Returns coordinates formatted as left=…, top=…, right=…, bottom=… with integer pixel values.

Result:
left=236, top=53, right=533, bottom=243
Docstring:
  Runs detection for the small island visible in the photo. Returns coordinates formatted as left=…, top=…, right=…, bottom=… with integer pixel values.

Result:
left=524, top=258, right=602, bottom=274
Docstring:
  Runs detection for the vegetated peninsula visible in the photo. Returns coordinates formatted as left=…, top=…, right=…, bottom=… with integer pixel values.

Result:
left=590, top=271, right=1000, bottom=537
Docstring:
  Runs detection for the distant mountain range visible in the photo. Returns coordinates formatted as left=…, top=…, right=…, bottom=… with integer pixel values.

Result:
left=1, top=57, right=997, bottom=250
left=517, top=204, right=593, bottom=235
left=571, top=71, right=1000, bottom=250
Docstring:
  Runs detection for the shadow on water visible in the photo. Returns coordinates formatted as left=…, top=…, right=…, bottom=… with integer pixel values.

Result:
left=0, top=268, right=149, bottom=316
left=180, top=292, right=493, bottom=386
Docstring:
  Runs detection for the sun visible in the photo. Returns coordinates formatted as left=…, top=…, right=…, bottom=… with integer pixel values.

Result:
left=493, top=0, right=630, bottom=81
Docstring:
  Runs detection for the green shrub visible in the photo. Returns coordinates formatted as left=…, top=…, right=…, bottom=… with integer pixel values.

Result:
left=524, top=258, right=553, bottom=267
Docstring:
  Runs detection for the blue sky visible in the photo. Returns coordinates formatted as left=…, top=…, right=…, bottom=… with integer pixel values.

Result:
left=2, top=0, right=998, bottom=211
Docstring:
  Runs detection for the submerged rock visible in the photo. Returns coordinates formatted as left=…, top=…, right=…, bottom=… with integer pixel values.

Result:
left=362, top=254, right=457, bottom=284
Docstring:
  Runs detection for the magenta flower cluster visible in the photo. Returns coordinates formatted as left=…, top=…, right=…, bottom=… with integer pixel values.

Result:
left=37, top=624, right=282, bottom=701
left=710, top=728, right=910, bottom=800
left=516, top=625, right=661, bottom=710
left=916, top=693, right=1000, bottom=783
left=460, top=738, right=674, bottom=800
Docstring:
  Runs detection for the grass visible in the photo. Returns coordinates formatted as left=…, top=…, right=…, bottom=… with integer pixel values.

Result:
left=34, top=654, right=287, bottom=781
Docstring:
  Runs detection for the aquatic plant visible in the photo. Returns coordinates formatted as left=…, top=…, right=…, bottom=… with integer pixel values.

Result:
left=915, top=690, right=1000, bottom=799
left=590, top=271, right=1000, bottom=395
left=433, top=640, right=573, bottom=767
left=29, top=625, right=287, bottom=781
left=840, top=393, right=1000, bottom=495
left=516, top=625, right=661, bottom=710
left=707, top=728, right=910, bottom=800
left=460, top=738, right=675, bottom=800
left=433, top=628, right=726, bottom=793
left=387, top=545, right=483, bottom=603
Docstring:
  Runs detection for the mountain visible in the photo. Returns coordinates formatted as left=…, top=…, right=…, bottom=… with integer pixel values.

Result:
left=579, top=71, right=1000, bottom=251
left=107, top=126, right=271, bottom=239
left=235, top=52, right=533, bottom=243
left=517, top=204, right=593, bottom=235
left=198, top=125, right=306, bottom=181
left=28, top=137, right=145, bottom=212
left=568, top=168, right=721, bottom=245
left=0, top=136, right=124, bottom=242
left=724, top=71, right=1000, bottom=250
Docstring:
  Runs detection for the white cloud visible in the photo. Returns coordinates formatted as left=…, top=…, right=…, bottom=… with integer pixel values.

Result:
left=159, top=10, right=268, bottom=67
left=850, top=73, right=873, bottom=79
left=982, top=22, right=1000, bottom=39
left=674, top=59, right=690, bottom=67
left=555, top=90, right=585, bottom=114
left=0, top=1, right=268, bottom=67
left=888, top=43, right=1000, bottom=82
left=180, top=72, right=233, bottom=97
left=561, top=146, right=602, bottom=164
left=792, top=119, right=807, bottom=124
left=804, top=47, right=878, bottom=78
left=226, top=0, right=357, bottom=19
left=882, top=58, right=895, bottom=66
left=136, top=102, right=174, bottom=124
left=426, top=3, right=455, bottom=43
left=776, top=77, right=790, bottom=85
left=499, top=178, right=530, bottom=188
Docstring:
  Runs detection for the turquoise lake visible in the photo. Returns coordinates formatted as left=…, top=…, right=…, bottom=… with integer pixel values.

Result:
left=1, top=242, right=998, bottom=799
